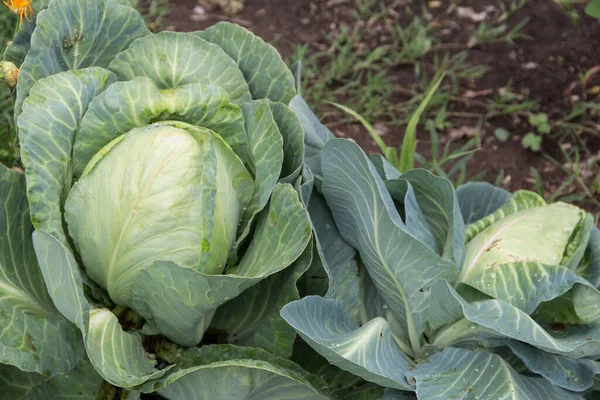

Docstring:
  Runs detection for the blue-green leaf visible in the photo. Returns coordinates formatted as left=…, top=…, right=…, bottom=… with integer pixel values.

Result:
left=281, top=296, right=413, bottom=390
left=456, top=182, right=511, bottom=225
left=509, top=342, right=600, bottom=392
left=210, top=242, right=313, bottom=358
left=289, top=96, right=335, bottom=181
left=321, top=139, right=457, bottom=341
left=141, top=345, right=328, bottom=399
left=0, top=166, right=84, bottom=375
left=407, top=347, right=581, bottom=399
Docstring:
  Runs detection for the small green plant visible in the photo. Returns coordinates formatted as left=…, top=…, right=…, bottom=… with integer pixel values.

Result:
left=331, top=74, right=445, bottom=172
left=521, top=113, right=550, bottom=151
left=468, top=17, right=531, bottom=47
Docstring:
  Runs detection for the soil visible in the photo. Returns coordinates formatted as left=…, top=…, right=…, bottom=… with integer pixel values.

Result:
left=167, top=0, right=600, bottom=210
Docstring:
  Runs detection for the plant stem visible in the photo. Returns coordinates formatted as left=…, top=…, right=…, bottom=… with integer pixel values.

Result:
left=430, top=317, right=474, bottom=348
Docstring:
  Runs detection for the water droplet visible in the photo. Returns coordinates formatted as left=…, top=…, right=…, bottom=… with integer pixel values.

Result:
left=382, top=304, right=388, bottom=309
left=474, top=368, right=480, bottom=373
left=490, top=272, right=496, bottom=278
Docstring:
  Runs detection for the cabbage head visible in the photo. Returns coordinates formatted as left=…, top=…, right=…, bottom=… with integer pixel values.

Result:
left=0, top=0, right=329, bottom=397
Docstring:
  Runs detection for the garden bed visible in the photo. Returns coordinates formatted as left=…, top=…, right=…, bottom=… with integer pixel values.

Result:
left=168, top=0, right=600, bottom=217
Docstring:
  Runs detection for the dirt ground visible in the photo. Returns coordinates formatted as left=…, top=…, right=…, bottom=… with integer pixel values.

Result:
left=167, top=0, right=600, bottom=208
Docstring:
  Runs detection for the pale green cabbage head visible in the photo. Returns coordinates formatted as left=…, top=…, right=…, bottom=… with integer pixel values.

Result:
left=65, top=123, right=254, bottom=306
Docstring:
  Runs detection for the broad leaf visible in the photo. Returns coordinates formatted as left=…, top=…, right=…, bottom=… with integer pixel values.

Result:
left=369, top=154, right=401, bottom=180
left=289, top=96, right=335, bottom=181
left=281, top=296, right=414, bottom=390
left=389, top=169, right=465, bottom=264
left=509, top=342, right=600, bottom=392
left=236, top=101, right=284, bottom=245
left=465, top=262, right=600, bottom=319
left=108, top=31, right=251, bottom=103
left=450, top=290, right=600, bottom=358
left=463, top=190, right=545, bottom=242
left=33, top=231, right=167, bottom=387
left=15, top=0, right=149, bottom=119
left=577, top=227, right=600, bottom=287
left=0, top=363, right=46, bottom=400
left=18, top=68, right=115, bottom=246
left=196, top=22, right=296, bottom=103
left=0, top=166, right=84, bottom=375
left=210, top=243, right=313, bottom=358
left=86, top=309, right=167, bottom=388
left=73, top=77, right=249, bottom=175
left=269, top=102, right=305, bottom=182
left=141, top=345, right=328, bottom=399
left=26, top=360, right=105, bottom=399
left=132, top=183, right=311, bottom=346
left=407, top=347, right=580, bottom=399
left=307, top=190, right=362, bottom=323
left=291, top=340, right=384, bottom=398
left=321, top=139, right=457, bottom=342
left=456, top=182, right=511, bottom=225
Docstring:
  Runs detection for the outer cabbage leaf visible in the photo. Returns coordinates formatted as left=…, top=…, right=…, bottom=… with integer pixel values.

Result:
left=73, top=77, right=249, bottom=175
left=387, top=169, right=465, bottom=264
left=196, top=22, right=296, bottom=103
left=509, top=342, right=600, bottom=392
left=307, top=190, right=362, bottom=324
left=460, top=202, right=591, bottom=282
left=456, top=182, right=511, bottom=225
left=321, top=139, right=457, bottom=344
left=236, top=101, right=284, bottom=241
left=108, top=31, right=251, bottom=103
left=132, top=183, right=311, bottom=346
left=369, top=154, right=401, bottom=180
left=465, top=261, right=600, bottom=322
left=281, top=296, right=414, bottom=390
left=32, top=231, right=168, bottom=388
left=0, top=166, right=84, bottom=375
left=15, top=0, right=149, bottom=119
left=289, top=96, right=335, bottom=181
left=577, top=227, right=600, bottom=287
left=407, top=347, right=581, bottom=399
left=26, top=360, right=105, bottom=399
left=448, top=289, right=600, bottom=359
left=269, top=102, right=305, bottom=182
left=464, top=190, right=545, bottom=242
left=0, top=363, right=46, bottom=400
left=141, top=345, right=328, bottom=399
left=210, top=242, right=313, bottom=358
left=18, top=68, right=115, bottom=246
left=291, top=340, right=386, bottom=399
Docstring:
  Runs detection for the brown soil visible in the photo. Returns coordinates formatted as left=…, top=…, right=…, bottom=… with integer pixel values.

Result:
left=167, top=0, right=600, bottom=211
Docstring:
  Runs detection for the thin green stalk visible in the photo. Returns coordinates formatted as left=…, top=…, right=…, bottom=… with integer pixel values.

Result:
left=399, top=73, right=445, bottom=173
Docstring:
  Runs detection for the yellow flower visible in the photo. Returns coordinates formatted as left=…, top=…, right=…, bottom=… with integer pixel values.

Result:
left=3, top=0, right=34, bottom=24
left=0, top=61, right=19, bottom=88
